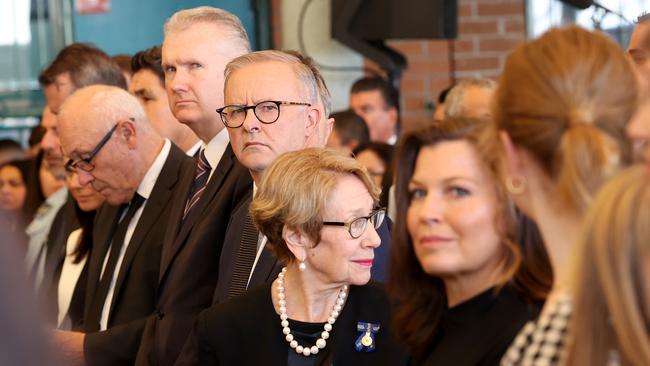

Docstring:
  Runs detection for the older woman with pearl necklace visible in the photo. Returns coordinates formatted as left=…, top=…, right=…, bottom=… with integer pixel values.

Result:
left=187, top=148, right=408, bottom=365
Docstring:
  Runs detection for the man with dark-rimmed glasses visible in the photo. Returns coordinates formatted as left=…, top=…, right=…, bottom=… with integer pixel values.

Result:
left=53, top=84, right=193, bottom=365
left=210, top=50, right=393, bottom=306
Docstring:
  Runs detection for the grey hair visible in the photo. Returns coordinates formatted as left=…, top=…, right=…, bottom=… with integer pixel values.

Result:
left=60, top=85, right=148, bottom=134
left=444, top=78, right=497, bottom=118
left=224, top=50, right=320, bottom=107
left=164, top=6, right=251, bottom=53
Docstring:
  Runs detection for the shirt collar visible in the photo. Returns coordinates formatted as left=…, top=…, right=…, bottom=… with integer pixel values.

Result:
left=202, top=128, right=229, bottom=169
left=185, top=140, right=203, bottom=157
left=136, top=139, right=171, bottom=200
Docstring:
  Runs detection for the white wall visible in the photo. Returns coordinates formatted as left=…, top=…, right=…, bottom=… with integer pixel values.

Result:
left=280, top=0, right=364, bottom=114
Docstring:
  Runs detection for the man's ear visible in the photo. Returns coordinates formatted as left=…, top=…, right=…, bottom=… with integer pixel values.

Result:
left=304, top=106, right=321, bottom=142
left=388, top=106, right=398, bottom=127
left=282, top=225, right=309, bottom=262
left=118, top=118, right=137, bottom=149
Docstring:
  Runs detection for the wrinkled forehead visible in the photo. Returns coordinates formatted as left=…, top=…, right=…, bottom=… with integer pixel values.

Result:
left=230, top=60, right=316, bottom=98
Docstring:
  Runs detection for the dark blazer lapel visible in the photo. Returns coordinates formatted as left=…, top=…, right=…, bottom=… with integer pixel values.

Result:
left=158, top=145, right=235, bottom=282
left=84, top=203, right=121, bottom=323
left=109, top=146, right=184, bottom=317
left=248, top=246, right=280, bottom=287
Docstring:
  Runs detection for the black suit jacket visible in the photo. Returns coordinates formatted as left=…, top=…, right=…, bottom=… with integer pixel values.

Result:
left=39, top=193, right=80, bottom=324
left=213, top=193, right=393, bottom=304
left=189, top=282, right=408, bottom=365
left=135, top=144, right=252, bottom=366
left=82, top=144, right=193, bottom=366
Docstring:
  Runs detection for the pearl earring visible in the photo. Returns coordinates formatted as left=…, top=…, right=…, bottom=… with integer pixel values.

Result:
left=298, top=261, right=306, bottom=271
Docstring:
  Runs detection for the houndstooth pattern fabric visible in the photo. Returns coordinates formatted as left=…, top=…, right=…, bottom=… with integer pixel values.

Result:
left=501, top=293, right=572, bottom=366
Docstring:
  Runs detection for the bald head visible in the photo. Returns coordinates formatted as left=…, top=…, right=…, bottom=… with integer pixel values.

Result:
left=58, top=85, right=163, bottom=205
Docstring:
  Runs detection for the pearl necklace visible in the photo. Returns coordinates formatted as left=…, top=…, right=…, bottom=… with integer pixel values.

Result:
left=276, top=267, right=348, bottom=357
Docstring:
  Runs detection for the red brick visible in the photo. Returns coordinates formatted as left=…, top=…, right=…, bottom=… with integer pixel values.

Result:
left=479, top=38, right=522, bottom=52
left=402, top=116, right=433, bottom=131
left=427, top=40, right=451, bottom=55
left=454, top=56, right=500, bottom=71
left=458, top=2, right=474, bottom=17
left=389, top=40, right=426, bottom=57
left=504, top=18, right=525, bottom=33
left=430, top=77, right=453, bottom=92
left=404, top=96, right=424, bottom=110
left=400, top=78, right=425, bottom=93
left=478, top=2, right=524, bottom=17
left=407, top=59, right=450, bottom=74
left=459, top=19, right=499, bottom=35
left=453, top=39, right=474, bottom=53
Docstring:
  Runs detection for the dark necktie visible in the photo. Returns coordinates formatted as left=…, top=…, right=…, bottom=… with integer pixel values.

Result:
left=87, top=193, right=145, bottom=331
left=183, top=149, right=211, bottom=219
left=227, top=213, right=260, bottom=299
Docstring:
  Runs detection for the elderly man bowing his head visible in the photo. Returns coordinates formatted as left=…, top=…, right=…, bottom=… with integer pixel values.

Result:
left=52, top=85, right=193, bottom=365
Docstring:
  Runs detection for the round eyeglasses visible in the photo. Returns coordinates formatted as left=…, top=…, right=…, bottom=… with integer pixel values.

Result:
left=216, top=100, right=311, bottom=128
left=322, top=209, right=386, bottom=239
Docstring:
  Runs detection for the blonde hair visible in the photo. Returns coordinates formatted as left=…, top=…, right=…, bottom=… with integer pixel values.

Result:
left=164, top=6, right=251, bottom=53
left=490, top=26, right=637, bottom=214
left=250, top=148, right=379, bottom=264
left=566, top=165, right=650, bottom=366
left=224, top=50, right=320, bottom=108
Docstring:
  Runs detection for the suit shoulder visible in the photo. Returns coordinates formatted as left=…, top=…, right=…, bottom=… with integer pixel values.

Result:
left=199, top=285, right=270, bottom=330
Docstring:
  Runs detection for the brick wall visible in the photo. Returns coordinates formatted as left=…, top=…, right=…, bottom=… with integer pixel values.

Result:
left=384, top=0, right=526, bottom=130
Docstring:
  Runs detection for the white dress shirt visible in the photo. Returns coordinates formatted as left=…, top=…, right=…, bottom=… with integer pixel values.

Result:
left=202, top=127, right=230, bottom=181
left=57, top=228, right=87, bottom=329
left=99, top=139, right=171, bottom=330
left=185, top=140, right=202, bottom=157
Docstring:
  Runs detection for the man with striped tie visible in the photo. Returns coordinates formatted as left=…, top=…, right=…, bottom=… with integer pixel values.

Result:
left=134, top=7, right=253, bottom=366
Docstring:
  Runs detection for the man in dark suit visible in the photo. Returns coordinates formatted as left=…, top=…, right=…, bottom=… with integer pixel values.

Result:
left=134, top=7, right=253, bottom=365
left=52, top=85, right=194, bottom=365
left=33, top=44, right=127, bottom=321
left=212, top=50, right=392, bottom=305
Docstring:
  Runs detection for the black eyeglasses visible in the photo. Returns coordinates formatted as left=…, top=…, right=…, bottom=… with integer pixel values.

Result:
left=216, top=100, right=311, bottom=128
left=322, top=208, right=386, bottom=239
left=65, top=121, right=123, bottom=173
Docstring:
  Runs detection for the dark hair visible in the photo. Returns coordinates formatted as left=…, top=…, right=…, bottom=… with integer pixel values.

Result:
left=28, top=126, right=45, bottom=148
left=437, top=85, right=453, bottom=104
left=72, top=202, right=96, bottom=264
left=39, top=43, right=127, bottom=90
left=353, top=142, right=394, bottom=208
left=388, top=118, right=551, bottom=356
left=0, top=139, right=22, bottom=153
left=1, top=159, right=31, bottom=184
left=111, top=54, right=132, bottom=76
left=131, top=46, right=164, bottom=83
left=351, top=76, right=399, bottom=110
left=331, top=109, right=370, bottom=147
left=1, top=159, right=34, bottom=228
left=22, top=150, right=46, bottom=222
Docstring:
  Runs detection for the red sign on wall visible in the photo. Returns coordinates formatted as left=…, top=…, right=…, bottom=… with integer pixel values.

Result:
left=76, top=0, right=111, bottom=15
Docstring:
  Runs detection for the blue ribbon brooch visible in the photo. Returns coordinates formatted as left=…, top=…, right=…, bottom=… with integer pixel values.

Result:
left=354, top=322, right=380, bottom=352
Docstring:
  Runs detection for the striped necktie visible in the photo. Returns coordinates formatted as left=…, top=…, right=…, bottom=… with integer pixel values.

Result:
left=183, top=149, right=211, bottom=219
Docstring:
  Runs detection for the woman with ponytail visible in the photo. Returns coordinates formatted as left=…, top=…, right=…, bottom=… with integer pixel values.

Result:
left=485, top=26, right=638, bottom=365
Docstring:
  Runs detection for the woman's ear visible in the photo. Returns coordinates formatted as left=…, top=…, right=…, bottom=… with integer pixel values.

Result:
left=282, top=225, right=309, bottom=262
left=499, top=130, right=523, bottom=177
